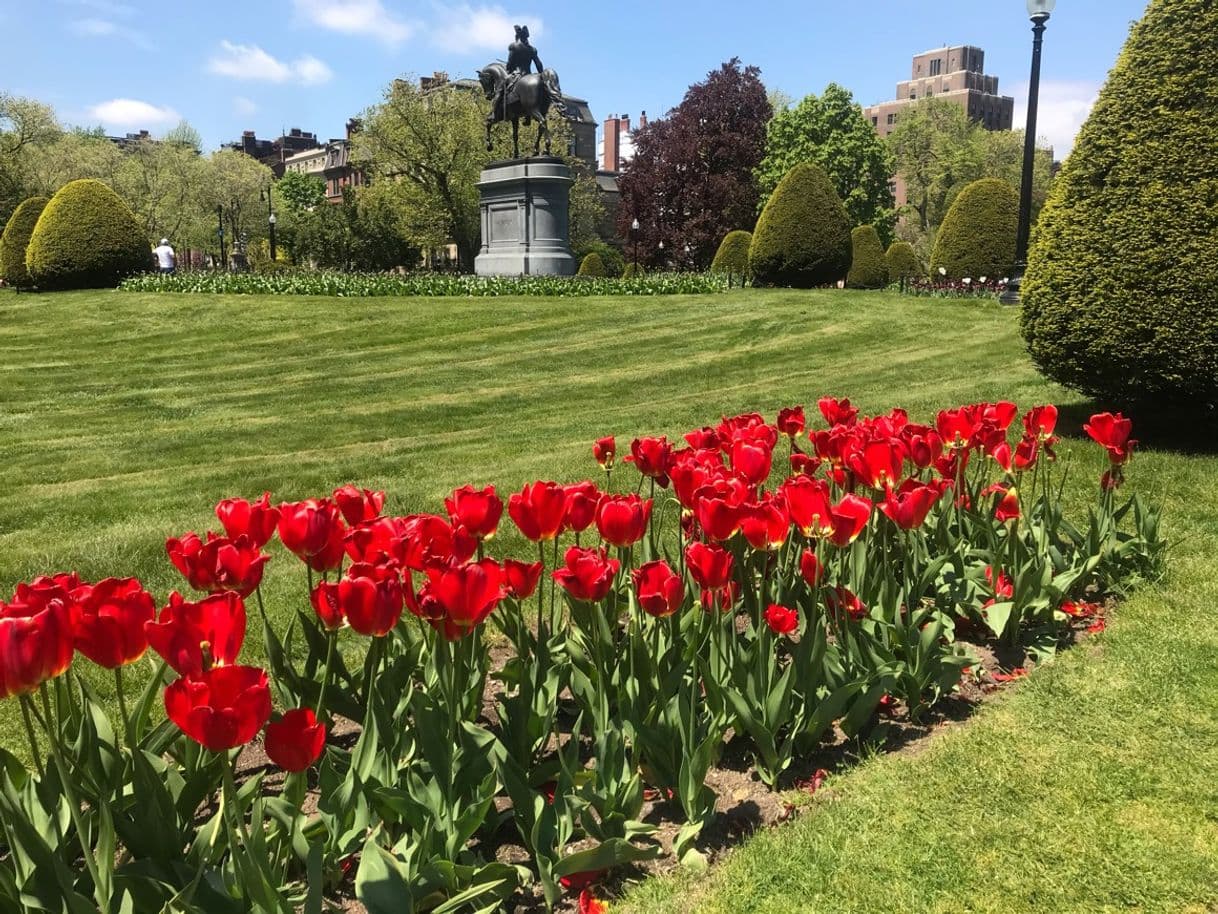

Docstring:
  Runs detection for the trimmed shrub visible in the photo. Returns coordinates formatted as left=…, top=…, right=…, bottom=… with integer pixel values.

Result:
left=25, top=179, right=151, bottom=290
left=1021, top=0, right=1218, bottom=411
left=846, top=225, right=887, bottom=289
left=0, top=196, right=48, bottom=289
left=749, top=162, right=852, bottom=288
left=930, top=178, right=1018, bottom=281
left=576, top=252, right=606, bottom=277
left=574, top=240, right=624, bottom=277
left=885, top=241, right=922, bottom=286
left=622, top=262, right=641, bottom=279
left=710, top=230, right=752, bottom=286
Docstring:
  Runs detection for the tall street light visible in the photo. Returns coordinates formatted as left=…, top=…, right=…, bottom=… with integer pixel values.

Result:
left=1001, top=0, right=1056, bottom=306
left=630, top=217, right=640, bottom=273
left=262, top=185, right=277, bottom=262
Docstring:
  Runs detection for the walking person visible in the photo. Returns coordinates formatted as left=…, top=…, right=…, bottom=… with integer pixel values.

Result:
left=153, top=237, right=176, bottom=274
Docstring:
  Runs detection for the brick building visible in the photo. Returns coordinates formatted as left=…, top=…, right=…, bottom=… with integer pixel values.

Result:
left=282, top=119, right=364, bottom=204
left=222, top=128, right=321, bottom=177
left=864, top=45, right=1014, bottom=140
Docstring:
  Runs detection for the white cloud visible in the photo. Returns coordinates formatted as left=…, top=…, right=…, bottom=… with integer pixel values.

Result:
left=61, top=0, right=135, bottom=16
left=293, top=0, right=414, bottom=44
left=68, top=16, right=152, bottom=49
left=430, top=5, right=543, bottom=54
left=1011, top=80, right=1100, bottom=158
left=87, top=98, right=180, bottom=128
left=207, top=41, right=333, bottom=86
left=233, top=96, right=258, bottom=117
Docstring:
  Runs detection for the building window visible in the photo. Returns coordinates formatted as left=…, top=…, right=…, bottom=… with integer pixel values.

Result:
left=909, top=91, right=916, bottom=101
left=887, top=113, right=896, bottom=126
left=927, top=89, right=933, bottom=98
left=930, top=58, right=942, bottom=77
left=871, top=116, right=878, bottom=126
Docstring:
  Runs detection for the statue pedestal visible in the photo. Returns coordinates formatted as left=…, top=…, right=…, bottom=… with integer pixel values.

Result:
left=474, top=157, right=576, bottom=277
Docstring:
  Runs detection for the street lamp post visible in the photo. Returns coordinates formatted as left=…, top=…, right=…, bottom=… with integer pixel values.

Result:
left=1001, top=0, right=1056, bottom=306
left=216, top=205, right=226, bottom=269
left=262, top=185, right=277, bottom=262
left=630, top=217, right=639, bottom=273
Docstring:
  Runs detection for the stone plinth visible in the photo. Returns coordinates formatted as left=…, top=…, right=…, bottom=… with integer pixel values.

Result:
left=474, top=157, right=576, bottom=277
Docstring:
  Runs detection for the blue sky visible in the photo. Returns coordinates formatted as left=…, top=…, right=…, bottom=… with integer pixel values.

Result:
left=1, top=0, right=1149, bottom=157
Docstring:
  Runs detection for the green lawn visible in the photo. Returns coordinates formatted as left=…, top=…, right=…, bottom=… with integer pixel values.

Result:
left=1, top=287, right=1215, bottom=912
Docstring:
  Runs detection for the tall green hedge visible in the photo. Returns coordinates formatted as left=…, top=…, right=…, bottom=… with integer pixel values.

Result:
left=885, top=241, right=922, bottom=285
left=576, top=252, right=606, bottom=277
left=930, top=178, right=1018, bottom=281
left=25, top=179, right=151, bottom=290
left=0, top=196, right=48, bottom=289
left=749, top=163, right=852, bottom=288
left=1021, top=0, right=1218, bottom=411
left=846, top=225, right=887, bottom=289
left=711, top=230, right=752, bottom=286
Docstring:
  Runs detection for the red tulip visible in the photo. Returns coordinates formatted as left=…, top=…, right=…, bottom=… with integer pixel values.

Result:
left=985, top=566, right=1014, bottom=601
left=936, top=407, right=980, bottom=448
left=445, top=484, right=503, bottom=541
left=346, top=563, right=407, bottom=636
left=739, top=498, right=790, bottom=551
left=563, top=481, right=602, bottom=534
left=826, top=494, right=873, bottom=547
left=849, top=437, right=906, bottom=490
left=309, top=581, right=344, bottom=631
left=693, top=493, right=742, bottom=542
left=425, top=559, right=504, bottom=639
left=595, top=494, right=652, bottom=547
left=731, top=438, right=773, bottom=487
left=780, top=475, right=834, bottom=538
left=264, top=708, right=327, bottom=772
left=879, top=481, right=941, bottom=530
left=71, top=577, right=155, bottom=669
left=1083, top=412, right=1137, bottom=465
left=716, top=413, right=770, bottom=451
left=789, top=452, right=821, bottom=476
left=165, top=532, right=219, bottom=592
left=624, top=436, right=671, bottom=487
left=502, top=559, right=544, bottom=599
left=632, top=560, right=684, bottom=618
left=685, top=541, right=734, bottom=591
left=818, top=396, right=858, bottom=427
left=981, top=401, right=1018, bottom=431
left=145, top=591, right=246, bottom=676
left=333, top=485, right=385, bottom=526
left=763, top=603, right=799, bottom=636
left=776, top=406, right=806, bottom=439
left=982, top=484, right=1020, bottom=523
left=164, top=664, right=271, bottom=752
left=578, top=888, right=607, bottom=914
left=0, top=585, right=75, bottom=699
left=799, top=549, right=824, bottom=587
left=826, top=586, right=867, bottom=621
left=508, top=481, right=568, bottom=542
left=668, top=447, right=723, bottom=509
left=683, top=427, right=720, bottom=450
left=215, top=492, right=279, bottom=549
left=699, top=581, right=740, bottom=614
left=552, top=547, right=619, bottom=603
left=277, top=499, right=347, bottom=571
left=400, top=514, right=476, bottom=571
left=345, top=515, right=409, bottom=566
left=167, top=532, right=270, bottom=597
left=592, top=436, right=616, bottom=470
left=1022, top=404, right=1058, bottom=440
left=903, top=428, right=944, bottom=469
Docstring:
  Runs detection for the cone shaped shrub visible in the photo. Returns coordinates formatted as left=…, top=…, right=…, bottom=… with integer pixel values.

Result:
left=1021, top=0, right=1218, bottom=411
left=846, top=225, right=887, bottom=289
left=930, top=178, right=1019, bottom=281
left=25, top=179, right=151, bottom=290
left=885, top=241, right=921, bottom=285
left=0, top=196, right=48, bottom=289
left=577, top=252, right=606, bottom=277
left=711, top=230, right=752, bottom=285
left=749, top=162, right=852, bottom=288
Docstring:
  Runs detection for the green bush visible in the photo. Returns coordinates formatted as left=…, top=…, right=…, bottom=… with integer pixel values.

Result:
left=710, top=230, right=752, bottom=286
left=574, top=240, right=624, bottom=277
left=1021, top=0, right=1218, bottom=411
left=622, top=262, right=641, bottom=279
left=577, top=252, right=606, bottom=277
left=0, top=196, right=48, bottom=289
left=846, top=225, right=887, bottom=289
left=25, top=179, right=151, bottom=290
left=885, top=241, right=922, bottom=285
left=749, top=163, right=852, bottom=288
left=929, top=178, right=1018, bottom=281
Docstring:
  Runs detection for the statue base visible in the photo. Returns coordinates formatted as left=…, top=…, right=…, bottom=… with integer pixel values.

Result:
left=474, top=157, right=576, bottom=277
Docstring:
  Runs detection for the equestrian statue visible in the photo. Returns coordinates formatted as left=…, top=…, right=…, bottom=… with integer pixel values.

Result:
left=477, top=25, right=568, bottom=158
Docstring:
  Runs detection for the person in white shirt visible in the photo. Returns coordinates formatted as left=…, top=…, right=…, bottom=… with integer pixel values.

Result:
left=153, top=238, right=176, bottom=274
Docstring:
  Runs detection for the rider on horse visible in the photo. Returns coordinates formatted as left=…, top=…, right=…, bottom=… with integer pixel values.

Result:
left=495, top=25, right=542, bottom=120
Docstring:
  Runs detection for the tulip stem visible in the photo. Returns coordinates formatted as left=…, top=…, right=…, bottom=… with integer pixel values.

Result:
left=18, top=695, right=44, bottom=780
left=536, top=541, right=547, bottom=647
left=113, top=666, right=134, bottom=751
left=39, top=684, right=107, bottom=910
left=316, top=632, right=337, bottom=724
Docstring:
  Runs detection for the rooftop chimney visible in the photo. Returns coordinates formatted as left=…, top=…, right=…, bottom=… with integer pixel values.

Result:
left=603, top=115, right=621, bottom=173
left=640, top=110, right=647, bottom=129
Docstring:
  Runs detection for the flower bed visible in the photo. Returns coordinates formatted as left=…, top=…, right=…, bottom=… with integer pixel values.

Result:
left=117, top=270, right=729, bottom=297
left=0, top=401, right=1161, bottom=913
left=904, top=276, right=1009, bottom=299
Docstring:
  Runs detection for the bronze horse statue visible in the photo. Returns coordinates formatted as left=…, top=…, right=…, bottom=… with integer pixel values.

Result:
left=477, top=62, right=568, bottom=158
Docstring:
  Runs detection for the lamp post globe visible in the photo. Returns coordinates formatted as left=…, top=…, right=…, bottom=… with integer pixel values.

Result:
left=1000, top=0, right=1055, bottom=305
left=268, top=212, right=277, bottom=263
left=631, top=217, right=640, bottom=273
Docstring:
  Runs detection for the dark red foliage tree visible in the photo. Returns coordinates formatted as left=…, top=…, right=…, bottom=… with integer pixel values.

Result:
left=617, top=59, right=771, bottom=270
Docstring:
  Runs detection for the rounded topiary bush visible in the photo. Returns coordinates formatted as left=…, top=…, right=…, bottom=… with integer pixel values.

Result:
left=622, top=262, right=641, bottom=279
left=0, top=196, right=49, bottom=289
left=885, top=241, right=921, bottom=286
left=25, top=179, right=151, bottom=290
left=711, top=230, right=752, bottom=286
left=846, top=225, right=887, bottom=289
left=576, top=252, right=606, bottom=277
left=576, top=241, right=624, bottom=277
left=1022, top=0, right=1218, bottom=412
left=749, top=162, right=852, bottom=288
left=930, top=178, right=1018, bottom=281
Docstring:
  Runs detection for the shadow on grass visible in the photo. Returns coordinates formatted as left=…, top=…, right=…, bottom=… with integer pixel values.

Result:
left=1055, top=398, right=1218, bottom=457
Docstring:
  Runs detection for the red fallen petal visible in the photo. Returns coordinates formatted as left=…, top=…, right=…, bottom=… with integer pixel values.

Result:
left=1086, top=618, right=1107, bottom=634
left=795, top=768, right=829, bottom=795
left=990, top=667, right=1029, bottom=683
left=578, top=888, right=608, bottom=914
